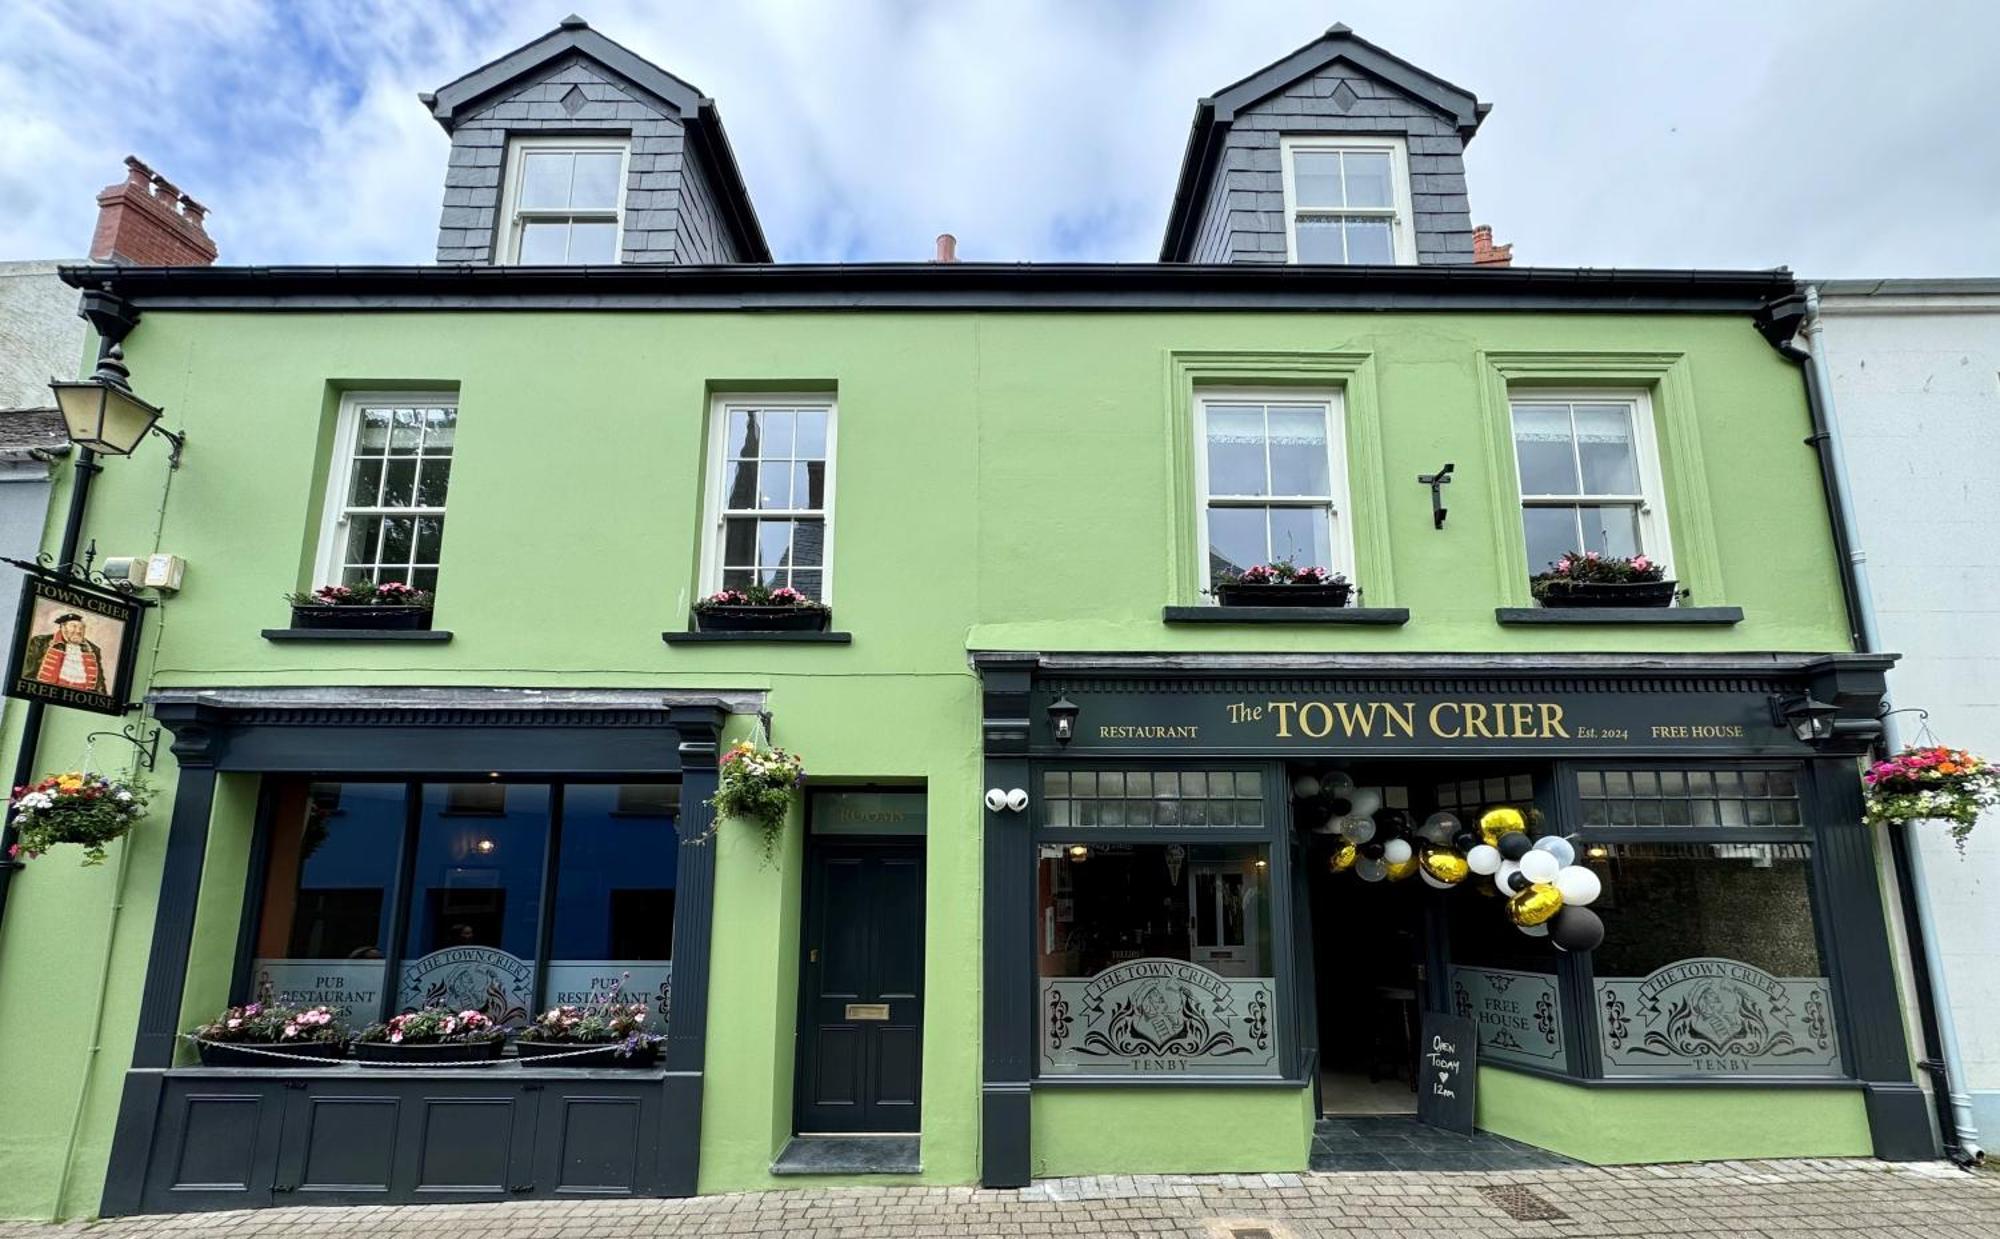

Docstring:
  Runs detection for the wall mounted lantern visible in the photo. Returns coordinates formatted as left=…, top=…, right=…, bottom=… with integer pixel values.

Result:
left=1047, top=695, right=1080, bottom=746
left=49, top=344, right=185, bottom=465
left=1771, top=693, right=1840, bottom=745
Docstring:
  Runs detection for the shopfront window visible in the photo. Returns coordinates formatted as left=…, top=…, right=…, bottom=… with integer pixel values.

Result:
left=249, top=779, right=681, bottom=1030
left=1036, top=764, right=1287, bottom=1079
left=1573, top=763, right=1840, bottom=1077
left=547, top=783, right=678, bottom=1021
left=251, top=782, right=402, bottom=1021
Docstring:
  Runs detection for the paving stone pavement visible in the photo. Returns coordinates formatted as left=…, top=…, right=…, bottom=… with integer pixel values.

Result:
left=0, top=1159, right=1993, bottom=1238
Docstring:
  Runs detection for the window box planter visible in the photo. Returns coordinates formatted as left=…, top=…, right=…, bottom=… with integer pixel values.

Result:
left=1214, top=581, right=1352, bottom=609
left=288, top=604, right=434, bottom=631
left=193, top=1039, right=348, bottom=1068
left=693, top=605, right=830, bottom=633
left=352, top=1036, right=505, bottom=1065
left=1534, top=580, right=1678, bottom=609
left=515, top=1040, right=660, bottom=1068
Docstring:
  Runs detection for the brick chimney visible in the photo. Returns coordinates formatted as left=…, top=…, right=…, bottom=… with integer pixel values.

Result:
left=89, top=157, right=218, bottom=266
left=1471, top=224, right=1512, bottom=268
left=931, top=233, right=958, bottom=263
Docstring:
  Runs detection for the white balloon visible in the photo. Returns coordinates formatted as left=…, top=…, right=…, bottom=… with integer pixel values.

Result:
left=1466, top=844, right=1503, bottom=875
left=1423, top=811, right=1461, bottom=838
left=1532, top=836, right=1577, bottom=867
left=1323, top=771, right=1357, bottom=797
left=1291, top=774, right=1322, bottom=800
left=1553, top=865, right=1603, bottom=908
left=1343, top=817, right=1377, bottom=844
left=1493, top=859, right=1521, bottom=896
left=1418, top=871, right=1451, bottom=890
left=1518, top=849, right=1562, bottom=884
left=1312, top=813, right=1344, bottom=835
left=1382, top=838, right=1413, bottom=865
left=1355, top=857, right=1388, bottom=883
left=1418, top=821, right=1455, bottom=846
left=1518, top=922, right=1550, bottom=938
left=1348, top=788, right=1383, bottom=817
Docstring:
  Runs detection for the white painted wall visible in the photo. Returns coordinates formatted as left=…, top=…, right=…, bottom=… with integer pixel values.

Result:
left=1818, top=284, right=2000, bottom=1141
left=0, top=260, right=86, bottom=405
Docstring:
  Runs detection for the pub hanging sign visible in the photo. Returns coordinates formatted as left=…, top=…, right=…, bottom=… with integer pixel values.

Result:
left=1034, top=683, right=1811, bottom=756
left=5, top=564, right=147, bottom=717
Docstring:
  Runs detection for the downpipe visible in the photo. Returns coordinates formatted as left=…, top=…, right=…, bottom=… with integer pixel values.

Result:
left=1783, top=285, right=1983, bottom=1166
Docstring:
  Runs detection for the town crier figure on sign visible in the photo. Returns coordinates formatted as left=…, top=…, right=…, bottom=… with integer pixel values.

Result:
left=24, top=612, right=106, bottom=694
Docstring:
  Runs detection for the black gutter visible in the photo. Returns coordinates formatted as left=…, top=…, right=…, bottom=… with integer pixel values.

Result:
left=57, top=261, right=1800, bottom=315
left=1775, top=292, right=1975, bottom=1167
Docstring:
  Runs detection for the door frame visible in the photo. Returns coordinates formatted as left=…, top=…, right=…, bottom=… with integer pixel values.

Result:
left=791, top=832, right=927, bottom=1135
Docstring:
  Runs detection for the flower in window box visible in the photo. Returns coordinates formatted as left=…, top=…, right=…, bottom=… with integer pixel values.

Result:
left=187, top=1001, right=350, bottom=1066
left=1530, top=551, right=1679, bottom=609
left=691, top=584, right=831, bottom=633
left=1210, top=560, right=1351, bottom=608
left=353, top=1005, right=505, bottom=1063
left=283, top=578, right=436, bottom=630
left=1863, top=745, right=2000, bottom=851
left=517, top=974, right=666, bottom=1066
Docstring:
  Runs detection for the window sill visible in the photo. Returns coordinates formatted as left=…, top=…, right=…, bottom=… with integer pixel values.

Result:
left=662, top=630, right=852, bottom=645
left=1032, top=1073, right=1308, bottom=1091
left=1494, top=606, right=1743, bottom=625
left=1162, top=606, right=1409, bottom=625
left=1484, top=1061, right=1858, bottom=1090
left=262, top=628, right=453, bottom=642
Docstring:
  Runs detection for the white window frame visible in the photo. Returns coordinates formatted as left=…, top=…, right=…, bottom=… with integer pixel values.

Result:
left=1279, top=135, right=1417, bottom=265
left=697, top=393, right=839, bottom=604
left=1506, top=389, right=1674, bottom=575
left=497, top=135, right=629, bottom=265
left=1192, top=388, right=1355, bottom=597
left=312, top=391, right=458, bottom=590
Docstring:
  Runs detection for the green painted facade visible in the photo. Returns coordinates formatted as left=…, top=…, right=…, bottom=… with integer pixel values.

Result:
left=0, top=303, right=1896, bottom=1219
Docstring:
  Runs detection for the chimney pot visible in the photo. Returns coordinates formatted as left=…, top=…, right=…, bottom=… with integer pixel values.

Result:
left=90, top=156, right=218, bottom=267
left=933, top=233, right=958, bottom=263
left=1470, top=223, right=1513, bottom=268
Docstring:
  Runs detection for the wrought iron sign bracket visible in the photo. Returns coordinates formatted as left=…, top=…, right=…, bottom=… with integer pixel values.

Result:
left=86, top=723, right=163, bottom=771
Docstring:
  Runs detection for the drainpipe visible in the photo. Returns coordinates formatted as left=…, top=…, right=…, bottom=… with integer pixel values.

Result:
left=1781, top=284, right=1982, bottom=1165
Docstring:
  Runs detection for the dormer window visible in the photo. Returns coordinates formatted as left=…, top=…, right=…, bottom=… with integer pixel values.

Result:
left=498, top=137, right=627, bottom=264
left=1279, top=136, right=1415, bottom=265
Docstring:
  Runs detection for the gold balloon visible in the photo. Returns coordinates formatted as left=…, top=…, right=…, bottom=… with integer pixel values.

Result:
left=1328, top=841, right=1358, bottom=873
left=1385, top=854, right=1420, bottom=881
left=1418, top=846, right=1469, bottom=886
left=1479, top=806, right=1526, bottom=845
left=1506, top=882, right=1565, bottom=927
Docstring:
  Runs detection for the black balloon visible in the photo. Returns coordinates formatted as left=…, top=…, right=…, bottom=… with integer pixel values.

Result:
left=1327, top=797, right=1353, bottom=817
left=1360, top=841, right=1386, bottom=860
left=1504, top=870, right=1530, bottom=893
left=1452, top=830, right=1480, bottom=852
left=1497, top=831, right=1533, bottom=860
left=1548, top=906, right=1605, bottom=952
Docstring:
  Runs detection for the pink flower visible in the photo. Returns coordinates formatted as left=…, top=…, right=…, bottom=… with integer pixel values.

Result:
left=227, top=1017, right=242, bottom=1029
left=1631, top=556, right=1652, bottom=572
left=1583, top=550, right=1600, bottom=560
left=282, top=1023, right=299, bottom=1039
left=389, top=1030, right=403, bottom=1044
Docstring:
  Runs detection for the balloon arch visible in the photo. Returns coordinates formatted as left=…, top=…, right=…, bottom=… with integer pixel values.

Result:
left=1294, top=770, right=1605, bottom=953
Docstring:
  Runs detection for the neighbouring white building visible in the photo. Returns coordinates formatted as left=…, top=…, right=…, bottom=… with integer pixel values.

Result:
left=1816, top=278, right=2000, bottom=1150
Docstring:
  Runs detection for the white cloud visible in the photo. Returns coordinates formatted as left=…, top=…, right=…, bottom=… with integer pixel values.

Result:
left=1, top=0, right=1996, bottom=275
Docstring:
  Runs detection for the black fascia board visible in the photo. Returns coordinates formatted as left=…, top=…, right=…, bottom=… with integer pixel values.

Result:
left=57, top=262, right=1801, bottom=316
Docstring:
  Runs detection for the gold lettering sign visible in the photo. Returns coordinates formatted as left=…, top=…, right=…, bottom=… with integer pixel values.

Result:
left=1240, top=699, right=1573, bottom=742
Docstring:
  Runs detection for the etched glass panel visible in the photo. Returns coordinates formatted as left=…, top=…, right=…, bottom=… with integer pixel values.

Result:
left=1450, top=966, right=1564, bottom=1071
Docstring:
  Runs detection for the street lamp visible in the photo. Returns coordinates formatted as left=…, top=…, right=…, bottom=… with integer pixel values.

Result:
left=49, top=344, right=184, bottom=465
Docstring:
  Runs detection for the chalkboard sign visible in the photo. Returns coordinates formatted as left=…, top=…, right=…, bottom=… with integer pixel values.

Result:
left=1417, top=1012, right=1477, bottom=1135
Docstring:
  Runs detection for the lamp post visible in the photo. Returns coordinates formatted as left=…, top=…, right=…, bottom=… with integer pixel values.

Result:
left=48, top=344, right=185, bottom=466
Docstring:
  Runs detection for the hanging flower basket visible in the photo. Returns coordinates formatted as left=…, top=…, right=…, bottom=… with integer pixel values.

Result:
left=8, top=771, right=149, bottom=866
left=1531, top=552, right=1678, bottom=609
left=517, top=982, right=665, bottom=1067
left=285, top=581, right=434, bottom=630
left=1863, top=746, right=2000, bottom=851
left=188, top=1002, right=350, bottom=1067
left=353, top=1007, right=505, bottom=1063
left=1210, top=562, right=1351, bottom=608
left=692, top=586, right=830, bottom=632
left=708, top=738, right=805, bottom=860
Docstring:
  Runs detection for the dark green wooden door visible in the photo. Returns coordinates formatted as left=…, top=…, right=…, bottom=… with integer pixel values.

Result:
left=796, top=842, right=925, bottom=1133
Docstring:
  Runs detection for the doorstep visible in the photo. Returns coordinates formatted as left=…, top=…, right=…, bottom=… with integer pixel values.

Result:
left=771, top=1134, right=922, bottom=1176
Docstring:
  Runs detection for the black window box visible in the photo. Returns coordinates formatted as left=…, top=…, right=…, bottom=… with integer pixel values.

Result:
left=1163, top=605, right=1408, bottom=625
left=263, top=628, right=454, bottom=641
left=1495, top=606, right=1743, bottom=625
left=693, top=605, right=830, bottom=633
left=1531, top=579, right=1679, bottom=608
left=664, top=630, right=852, bottom=644
left=288, top=604, right=433, bottom=630
left=1212, top=582, right=1353, bottom=608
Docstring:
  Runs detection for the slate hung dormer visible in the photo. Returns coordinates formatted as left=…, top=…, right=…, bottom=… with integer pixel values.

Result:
left=423, top=15, right=771, bottom=265
left=1161, top=24, right=1489, bottom=265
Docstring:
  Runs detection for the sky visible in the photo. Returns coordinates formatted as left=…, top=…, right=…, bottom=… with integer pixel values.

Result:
left=1, top=0, right=1996, bottom=275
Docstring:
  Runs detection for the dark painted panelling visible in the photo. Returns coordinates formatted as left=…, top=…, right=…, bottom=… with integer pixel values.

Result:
left=417, top=1098, right=515, bottom=1191
left=172, top=1096, right=260, bottom=1189
left=301, top=1097, right=398, bottom=1191
left=876, top=1027, right=922, bottom=1107
left=555, top=1098, right=642, bottom=1191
